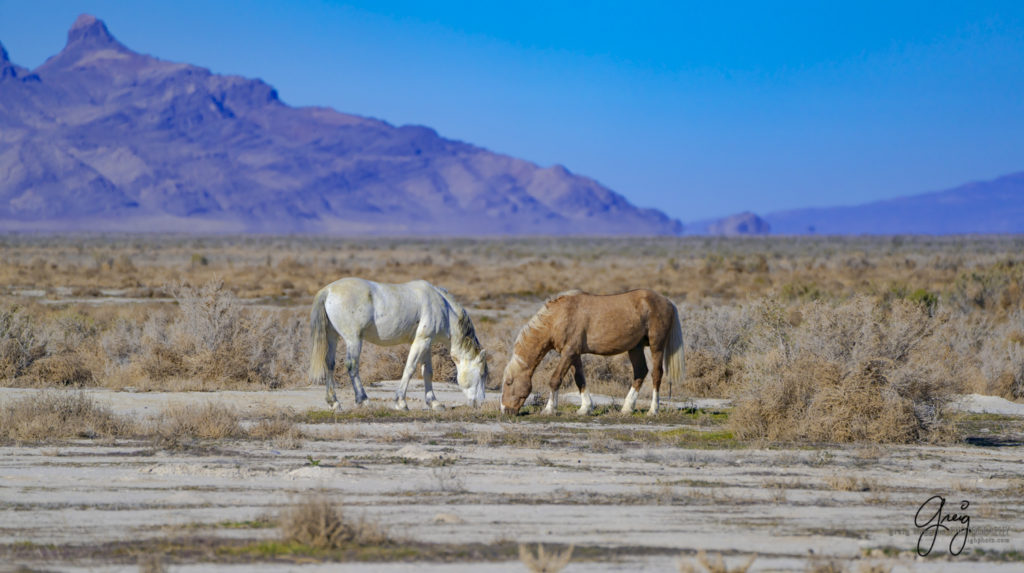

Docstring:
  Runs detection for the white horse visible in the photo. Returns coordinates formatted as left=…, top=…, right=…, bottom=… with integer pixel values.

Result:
left=309, top=278, right=488, bottom=410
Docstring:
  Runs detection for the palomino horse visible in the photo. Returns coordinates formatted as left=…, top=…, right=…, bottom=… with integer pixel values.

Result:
left=309, top=278, right=488, bottom=410
left=500, top=289, right=684, bottom=416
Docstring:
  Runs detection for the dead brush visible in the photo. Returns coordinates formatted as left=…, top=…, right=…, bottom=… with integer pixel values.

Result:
left=730, top=297, right=958, bottom=443
left=248, top=406, right=303, bottom=448
left=678, top=550, right=757, bottom=573
left=0, top=390, right=136, bottom=441
left=825, top=474, right=878, bottom=492
left=152, top=402, right=243, bottom=444
left=137, top=553, right=166, bottom=573
left=0, top=304, right=45, bottom=380
left=518, top=543, right=574, bottom=573
left=805, top=556, right=893, bottom=573
left=357, top=344, right=409, bottom=383
left=279, top=492, right=389, bottom=549
left=26, top=353, right=93, bottom=386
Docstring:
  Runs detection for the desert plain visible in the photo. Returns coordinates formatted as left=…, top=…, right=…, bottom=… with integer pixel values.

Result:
left=1, top=234, right=1023, bottom=572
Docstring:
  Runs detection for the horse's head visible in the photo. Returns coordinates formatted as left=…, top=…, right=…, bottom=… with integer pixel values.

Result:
left=500, top=357, right=532, bottom=415
left=455, top=350, right=487, bottom=407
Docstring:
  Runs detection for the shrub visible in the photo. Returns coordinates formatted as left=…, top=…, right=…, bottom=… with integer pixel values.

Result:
left=153, top=402, right=243, bottom=442
left=0, top=391, right=136, bottom=441
left=279, top=492, right=388, bottom=549
left=730, top=297, right=957, bottom=443
left=979, top=322, right=1024, bottom=400
left=0, top=305, right=44, bottom=379
left=519, top=543, right=574, bottom=573
left=684, top=305, right=753, bottom=396
left=125, top=281, right=307, bottom=389
left=27, top=354, right=93, bottom=386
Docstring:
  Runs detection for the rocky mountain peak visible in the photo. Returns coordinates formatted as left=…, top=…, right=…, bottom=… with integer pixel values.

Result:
left=0, top=40, right=25, bottom=80
left=66, top=14, right=119, bottom=48
left=0, top=15, right=683, bottom=235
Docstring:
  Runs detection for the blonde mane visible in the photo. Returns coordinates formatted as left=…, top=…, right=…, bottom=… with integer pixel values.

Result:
left=509, top=290, right=582, bottom=367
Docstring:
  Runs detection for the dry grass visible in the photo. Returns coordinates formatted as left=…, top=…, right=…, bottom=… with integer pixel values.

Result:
left=805, top=556, right=893, bottom=573
left=825, top=474, right=879, bottom=492
left=729, top=297, right=958, bottom=443
left=678, top=550, right=757, bottom=573
left=279, top=492, right=389, bottom=549
left=151, top=402, right=302, bottom=447
left=0, top=390, right=303, bottom=445
left=137, top=554, right=167, bottom=573
left=518, top=543, right=574, bottom=573
left=0, top=391, right=136, bottom=441
left=3, top=235, right=1024, bottom=445
left=153, top=402, right=244, bottom=442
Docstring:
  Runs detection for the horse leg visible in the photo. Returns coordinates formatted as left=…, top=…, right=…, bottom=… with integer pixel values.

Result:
left=395, top=336, right=430, bottom=410
left=621, top=345, right=648, bottom=414
left=324, top=327, right=340, bottom=410
left=342, top=335, right=369, bottom=405
left=421, top=349, right=444, bottom=411
left=572, top=356, right=593, bottom=415
left=543, top=352, right=575, bottom=415
left=647, top=346, right=665, bottom=416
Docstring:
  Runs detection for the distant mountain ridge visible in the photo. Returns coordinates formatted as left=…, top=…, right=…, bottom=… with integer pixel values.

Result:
left=0, top=15, right=683, bottom=235
left=763, top=171, right=1024, bottom=235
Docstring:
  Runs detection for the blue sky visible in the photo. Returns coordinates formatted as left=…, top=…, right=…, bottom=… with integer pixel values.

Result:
left=1, top=1, right=1023, bottom=221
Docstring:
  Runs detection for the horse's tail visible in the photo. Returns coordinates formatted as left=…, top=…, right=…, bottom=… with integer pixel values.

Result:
left=663, top=301, right=685, bottom=401
left=308, top=288, right=334, bottom=386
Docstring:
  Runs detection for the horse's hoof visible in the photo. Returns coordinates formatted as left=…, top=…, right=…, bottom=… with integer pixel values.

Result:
left=393, top=401, right=409, bottom=411
left=328, top=402, right=341, bottom=412
left=429, top=401, right=445, bottom=411
left=646, top=409, right=659, bottom=417
left=620, top=407, right=634, bottom=415
left=577, top=407, right=592, bottom=415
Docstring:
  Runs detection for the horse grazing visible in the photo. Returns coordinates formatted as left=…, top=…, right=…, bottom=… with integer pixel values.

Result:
left=500, top=289, right=684, bottom=416
left=309, top=278, right=488, bottom=410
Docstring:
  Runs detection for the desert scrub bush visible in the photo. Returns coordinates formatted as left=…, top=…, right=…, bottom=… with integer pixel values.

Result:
left=979, top=317, right=1024, bottom=400
left=121, top=281, right=306, bottom=389
left=684, top=305, right=754, bottom=396
left=949, top=262, right=1024, bottom=315
left=0, top=391, right=136, bottom=441
left=26, top=354, right=93, bottom=386
left=279, top=492, right=389, bottom=549
left=248, top=406, right=303, bottom=447
left=730, top=297, right=957, bottom=443
left=678, top=550, right=756, bottom=573
left=519, top=543, right=574, bottom=573
left=0, top=305, right=45, bottom=380
left=152, top=402, right=244, bottom=443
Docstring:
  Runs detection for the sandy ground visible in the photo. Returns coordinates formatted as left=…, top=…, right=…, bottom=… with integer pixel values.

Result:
left=2, top=383, right=1023, bottom=572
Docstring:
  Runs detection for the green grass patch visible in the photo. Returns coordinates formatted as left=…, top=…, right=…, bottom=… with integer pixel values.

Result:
left=218, top=519, right=275, bottom=530
left=302, top=403, right=730, bottom=427
left=220, top=540, right=422, bottom=561
left=0, top=536, right=643, bottom=566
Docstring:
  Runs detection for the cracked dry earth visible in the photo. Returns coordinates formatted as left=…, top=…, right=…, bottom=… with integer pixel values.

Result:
left=1, top=385, right=1023, bottom=572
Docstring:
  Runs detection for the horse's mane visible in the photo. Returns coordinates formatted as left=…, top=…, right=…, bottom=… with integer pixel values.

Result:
left=435, top=286, right=483, bottom=359
left=544, top=289, right=583, bottom=305
left=509, top=290, right=583, bottom=366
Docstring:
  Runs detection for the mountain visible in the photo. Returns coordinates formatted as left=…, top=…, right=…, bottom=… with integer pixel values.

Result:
left=0, top=15, right=682, bottom=235
left=684, top=211, right=770, bottom=236
left=763, top=172, right=1024, bottom=235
